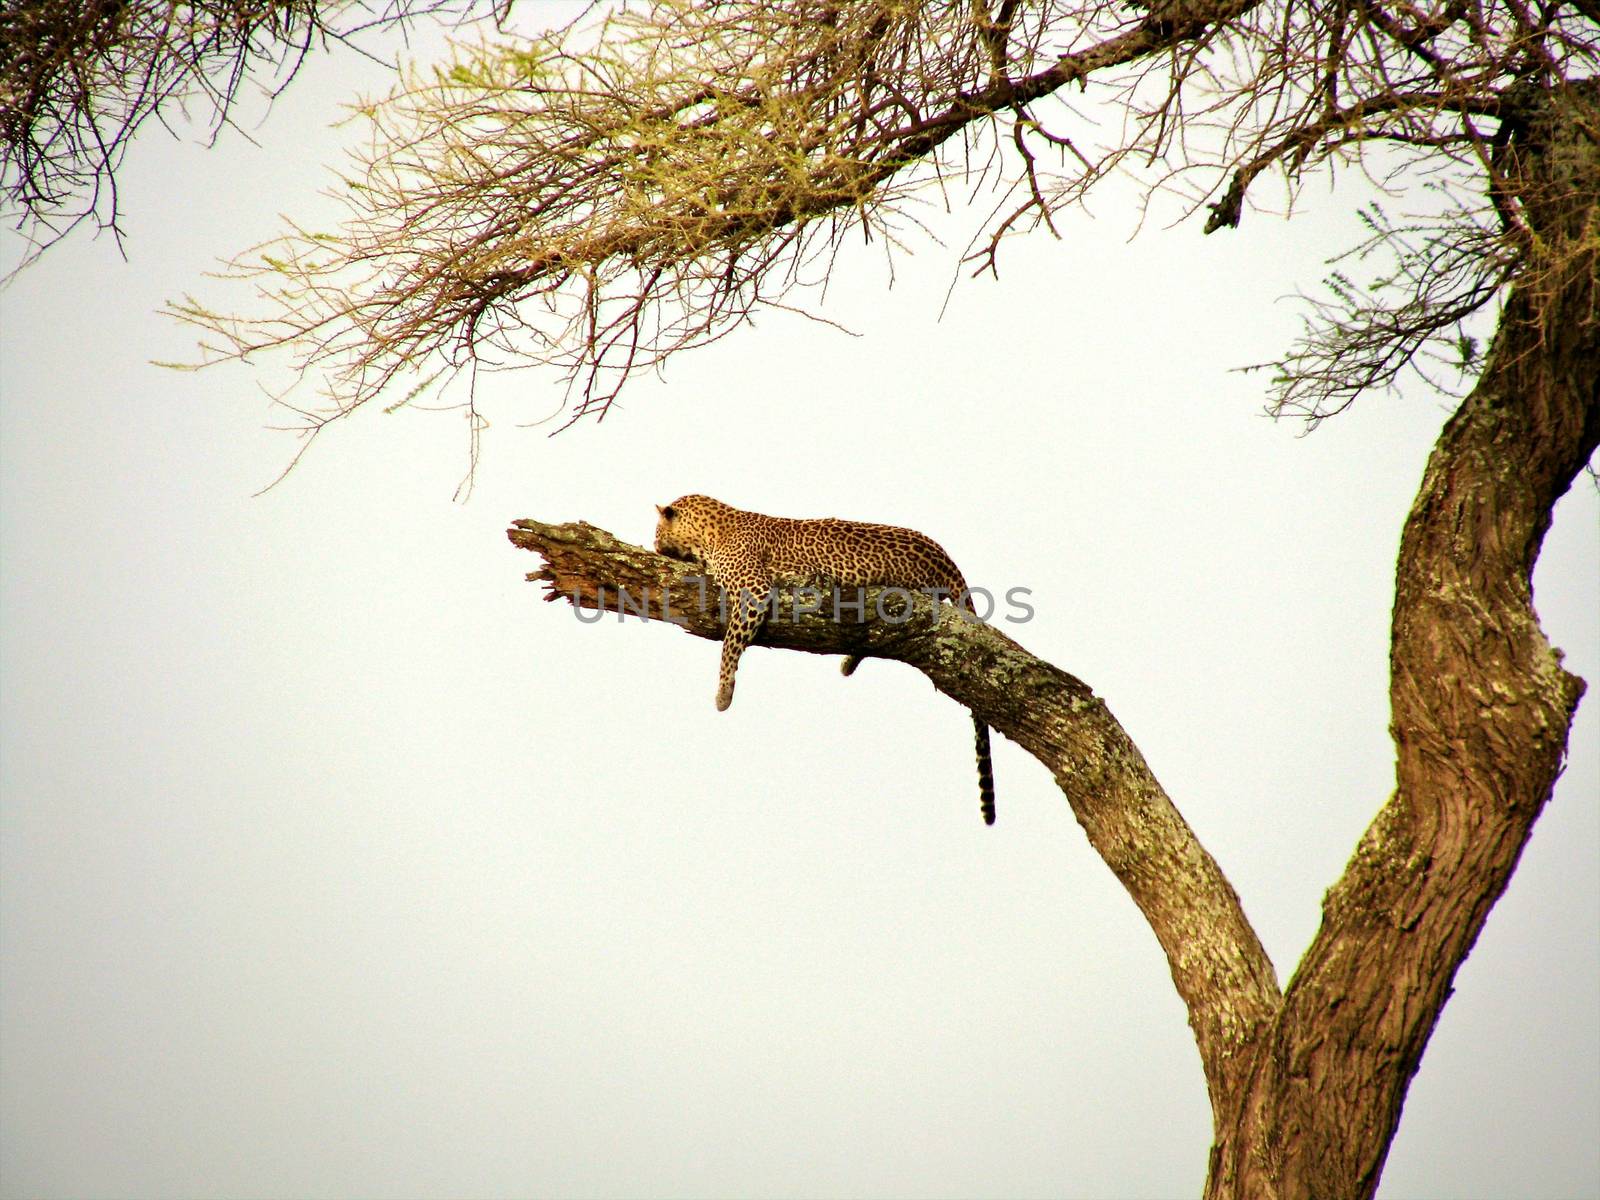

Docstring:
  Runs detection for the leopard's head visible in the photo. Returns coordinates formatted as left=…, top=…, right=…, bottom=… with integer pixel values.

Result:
left=654, top=494, right=728, bottom=565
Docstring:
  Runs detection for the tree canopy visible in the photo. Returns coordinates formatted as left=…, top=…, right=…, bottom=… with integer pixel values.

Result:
left=162, top=0, right=1597, bottom=452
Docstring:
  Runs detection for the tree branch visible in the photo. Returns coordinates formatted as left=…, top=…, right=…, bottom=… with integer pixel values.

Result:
left=507, top=516, right=1283, bottom=1111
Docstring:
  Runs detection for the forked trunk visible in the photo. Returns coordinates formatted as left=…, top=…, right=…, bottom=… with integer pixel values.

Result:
left=506, top=82, right=1597, bottom=1200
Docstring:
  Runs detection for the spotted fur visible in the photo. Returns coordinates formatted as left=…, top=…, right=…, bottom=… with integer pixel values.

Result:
left=654, top=494, right=997, bottom=825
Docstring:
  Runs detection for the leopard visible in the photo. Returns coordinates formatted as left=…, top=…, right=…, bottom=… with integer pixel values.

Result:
left=654, top=493, right=997, bottom=825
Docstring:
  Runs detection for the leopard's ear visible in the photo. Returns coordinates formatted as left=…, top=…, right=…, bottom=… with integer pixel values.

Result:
left=657, top=504, right=676, bottom=519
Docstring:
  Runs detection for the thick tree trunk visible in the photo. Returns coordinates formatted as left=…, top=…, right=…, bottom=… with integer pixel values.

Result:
left=1205, top=78, right=1599, bottom=1200
left=506, top=83, right=1595, bottom=1200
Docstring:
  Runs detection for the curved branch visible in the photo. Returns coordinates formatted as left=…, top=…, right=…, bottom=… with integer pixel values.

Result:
left=507, top=516, right=1283, bottom=1110
left=1203, top=90, right=1504, bottom=233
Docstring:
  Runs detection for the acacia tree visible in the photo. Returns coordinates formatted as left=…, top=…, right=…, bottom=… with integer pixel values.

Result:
left=175, top=0, right=1594, bottom=1195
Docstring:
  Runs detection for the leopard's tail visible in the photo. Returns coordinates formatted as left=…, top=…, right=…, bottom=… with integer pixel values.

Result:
left=974, top=714, right=996, bottom=826
left=951, top=574, right=997, bottom=827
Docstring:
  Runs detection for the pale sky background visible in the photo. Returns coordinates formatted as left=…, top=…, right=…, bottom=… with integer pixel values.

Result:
left=1, top=8, right=1596, bottom=1198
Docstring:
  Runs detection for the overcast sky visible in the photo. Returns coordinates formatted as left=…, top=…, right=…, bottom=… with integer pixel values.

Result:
left=1, top=11, right=1596, bottom=1199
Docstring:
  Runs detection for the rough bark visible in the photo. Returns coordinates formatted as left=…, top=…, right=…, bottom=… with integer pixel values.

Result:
left=506, top=82, right=1596, bottom=1200
left=1205, top=77, right=1600, bottom=1200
